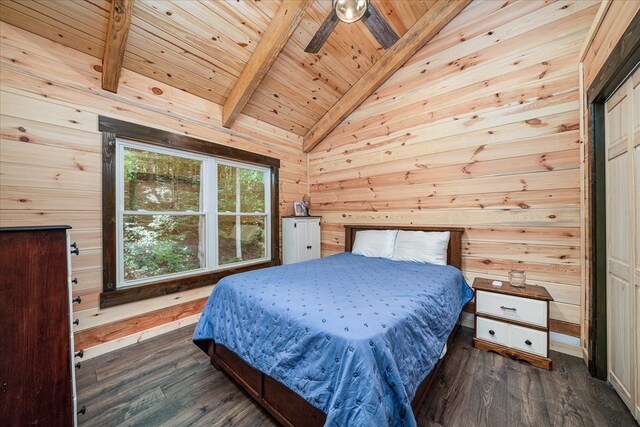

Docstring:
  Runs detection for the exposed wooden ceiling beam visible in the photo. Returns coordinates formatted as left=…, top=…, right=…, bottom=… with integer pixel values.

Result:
left=303, top=0, right=472, bottom=152
left=223, top=0, right=313, bottom=129
left=102, top=0, right=134, bottom=93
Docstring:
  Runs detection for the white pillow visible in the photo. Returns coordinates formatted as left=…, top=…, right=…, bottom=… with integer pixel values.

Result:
left=351, top=230, right=398, bottom=259
left=392, top=230, right=450, bottom=265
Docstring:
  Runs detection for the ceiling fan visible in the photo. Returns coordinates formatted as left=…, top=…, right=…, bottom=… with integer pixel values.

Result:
left=305, top=0, right=399, bottom=53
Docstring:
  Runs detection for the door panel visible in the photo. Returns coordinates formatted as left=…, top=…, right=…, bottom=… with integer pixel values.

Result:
left=609, top=274, right=633, bottom=397
left=308, top=218, right=321, bottom=260
left=605, top=71, right=635, bottom=411
left=294, top=220, right=307, bottom=262
left=633, top=70, right=640, bottom=422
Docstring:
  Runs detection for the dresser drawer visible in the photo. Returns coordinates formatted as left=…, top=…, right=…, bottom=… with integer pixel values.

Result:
left=476, top=317, right=507, bottom=346
left=507, top=324, right=548, bottom=357
left=476, top=290, right=547, bottom=327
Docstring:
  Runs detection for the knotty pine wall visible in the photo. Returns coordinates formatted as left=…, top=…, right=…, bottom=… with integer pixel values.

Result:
left=580, top=0, right=640, bottom=357
left=309, top=0, right=601, bottom=344
left=0, top=23, right=306, bottom=353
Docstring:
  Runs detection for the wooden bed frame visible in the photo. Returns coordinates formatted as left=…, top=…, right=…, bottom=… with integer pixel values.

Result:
left=206, top=225, right=465, bottom=427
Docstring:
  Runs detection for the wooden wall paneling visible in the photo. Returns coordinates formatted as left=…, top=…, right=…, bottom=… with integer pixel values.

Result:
left=0, top=22, right=307, bottom=344
left=373, top=0, right=596, bottom=107
left=310, top=126, right=580, bottom=184
left=0, top=210, right=102, bottom=231
left=0, top=115, right=101, bottom=153
left=309, top=1, right=600, bottom=342
left=73, top=298, right=208, bottom=351
left=322, top=58, right=583, bottom=150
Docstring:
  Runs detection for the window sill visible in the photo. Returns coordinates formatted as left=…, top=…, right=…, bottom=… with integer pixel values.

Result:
left=100, top=259, right=278, bottom=308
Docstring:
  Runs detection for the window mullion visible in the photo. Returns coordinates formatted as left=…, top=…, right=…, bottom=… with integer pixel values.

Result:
left=235, top=169, right=242, bottom=260
left=209, top=159, right=218, bottom=269
left=264, top=169, right=271, bottom=260
left=116, top=142, right=124, bottom=287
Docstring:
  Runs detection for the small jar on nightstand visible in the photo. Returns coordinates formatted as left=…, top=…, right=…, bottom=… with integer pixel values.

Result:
left=472, top=277, right=554, bottom=370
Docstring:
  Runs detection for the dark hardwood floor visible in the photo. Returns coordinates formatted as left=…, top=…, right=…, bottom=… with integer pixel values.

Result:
left=76, top=326, right=636, bottom=427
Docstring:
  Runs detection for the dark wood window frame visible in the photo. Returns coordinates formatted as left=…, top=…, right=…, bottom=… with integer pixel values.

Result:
left=99, top=116, right=280, bottom=308
left=586, top=10, right=640, bottom=379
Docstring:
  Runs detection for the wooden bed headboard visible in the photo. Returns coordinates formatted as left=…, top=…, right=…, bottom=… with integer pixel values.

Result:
left=344, top=225, right=464, bottom=270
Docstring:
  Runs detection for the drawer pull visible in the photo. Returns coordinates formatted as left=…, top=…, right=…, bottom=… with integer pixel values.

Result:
left=72, top=296, right=82, bottom=304
left=78, top=405, right=86, bottom=415
left=500, top=306, right=517, bottom=311
left=71, top=278, right=78, bottom=285
left=73, top=319, right=79, bottom=326
left=489, top=329, right=495, bottom=336
left=525, top=339, right=532, bottom=346
left=75, top=349, right=84, bottom=359
left=70, top=242, right=80, bottom=256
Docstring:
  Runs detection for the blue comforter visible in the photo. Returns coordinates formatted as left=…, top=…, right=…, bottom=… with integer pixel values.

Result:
left=193, top=253, right=473, bottom=426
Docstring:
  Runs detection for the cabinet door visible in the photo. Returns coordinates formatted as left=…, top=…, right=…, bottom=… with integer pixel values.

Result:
left=307, top=218, right=321, bottom=260
left=294, top=220, right=308, bottom=263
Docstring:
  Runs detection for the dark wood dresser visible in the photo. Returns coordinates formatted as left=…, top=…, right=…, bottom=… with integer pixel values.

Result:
left=0, top=226, right=83, bottom=426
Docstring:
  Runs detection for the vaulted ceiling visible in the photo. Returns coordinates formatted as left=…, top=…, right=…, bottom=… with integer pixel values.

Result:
left=0, top=0, right=468, bottom=149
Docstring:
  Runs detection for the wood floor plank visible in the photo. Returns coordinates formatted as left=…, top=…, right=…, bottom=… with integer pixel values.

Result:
left=76, top=325, right=636, bottom=427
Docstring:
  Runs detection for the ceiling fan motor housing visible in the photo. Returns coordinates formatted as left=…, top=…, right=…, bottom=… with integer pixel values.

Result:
left=334, top=0, right=369, bottom=23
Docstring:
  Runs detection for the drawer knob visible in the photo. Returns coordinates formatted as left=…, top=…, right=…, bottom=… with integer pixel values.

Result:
left=75, top=349, right=84, bottom=359
left=73, top=319, right=79, bottom=326
left=489, top=329, right=495, bottom=336
left=71, top=278, right=78, bottom=285
left=78, top=405, right=86, bottom=415
left=75, top=362, right=81, bottom=369
left=70, top=242, right=80, bottom=256
left=72, top=296, right=82, bottom=304
left=500, top=305, right=517, bottom=312
left=525, top=339, right=532, bottom=346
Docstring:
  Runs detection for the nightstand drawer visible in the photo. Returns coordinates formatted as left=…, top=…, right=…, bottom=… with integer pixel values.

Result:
left=476, top=317, right=507, bottom=346
left=476, top=290, right=547, bottom=327
left=508, top=324, right=548, bottom=357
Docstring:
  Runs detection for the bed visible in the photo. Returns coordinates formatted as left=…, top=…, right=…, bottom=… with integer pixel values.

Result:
left=193, top=225, right=473, bottom=426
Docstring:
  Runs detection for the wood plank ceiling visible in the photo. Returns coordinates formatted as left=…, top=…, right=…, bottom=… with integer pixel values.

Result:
left=0, top=0, right=443, bottom=138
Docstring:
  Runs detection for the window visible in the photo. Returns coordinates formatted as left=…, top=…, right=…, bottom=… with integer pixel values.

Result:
left=100, top=117, right=279, bottom=307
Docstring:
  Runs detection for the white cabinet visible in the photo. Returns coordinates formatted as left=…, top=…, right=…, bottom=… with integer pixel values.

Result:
left=282, top=217, right=321, bottom=264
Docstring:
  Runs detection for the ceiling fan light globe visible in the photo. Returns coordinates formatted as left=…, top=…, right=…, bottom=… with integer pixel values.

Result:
left=334, top=0, right=368, bottom=23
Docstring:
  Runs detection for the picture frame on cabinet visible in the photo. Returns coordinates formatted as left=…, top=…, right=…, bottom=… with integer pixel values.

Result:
left=293, top=201, right=308, bottom=217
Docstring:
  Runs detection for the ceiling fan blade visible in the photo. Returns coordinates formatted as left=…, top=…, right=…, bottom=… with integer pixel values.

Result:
left=362, top=3, right=399, bottom=49
left=305, top=9, right=339, bottom=53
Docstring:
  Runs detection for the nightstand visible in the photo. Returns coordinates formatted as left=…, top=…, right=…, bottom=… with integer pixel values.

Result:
left=472, top=277, right=554, bottom=370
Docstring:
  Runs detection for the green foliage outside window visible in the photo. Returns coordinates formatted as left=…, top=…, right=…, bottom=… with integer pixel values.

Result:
left=121, top=147, right=267, bottom=283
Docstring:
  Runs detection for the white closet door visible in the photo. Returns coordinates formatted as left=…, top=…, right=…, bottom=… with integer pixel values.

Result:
left=606, top=67, right=638, bottom=414
left=632, top=69, right=640, bottom=422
